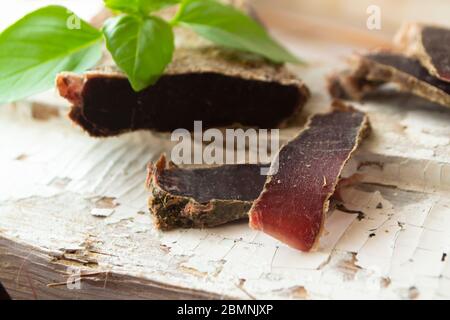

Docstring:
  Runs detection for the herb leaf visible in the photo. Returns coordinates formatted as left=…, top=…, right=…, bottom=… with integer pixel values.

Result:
left=104, top=0, right=181, bottom=15
left=174, top=0, right=300, bottom=64
left=0, top=5, right=103, bottom=104
left=103, top=15, right=174, bottom=91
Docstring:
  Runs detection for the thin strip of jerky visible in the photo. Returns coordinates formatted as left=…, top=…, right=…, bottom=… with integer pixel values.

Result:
left=328, top=51, right=450, bottom=108
left=57, top=47, right=309, bottom=137
left=248, top=104, right=370, bottom=252
left=395, top=23, right=450, bottom=83
left=146, top=154, right=268, bottom=230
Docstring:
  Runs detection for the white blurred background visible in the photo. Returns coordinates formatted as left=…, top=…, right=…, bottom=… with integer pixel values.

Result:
left=1, top=0, right=448, bottom=61
left=2, top=0, right=448, bottom=46
left=0, top=0, right=103, bottom=29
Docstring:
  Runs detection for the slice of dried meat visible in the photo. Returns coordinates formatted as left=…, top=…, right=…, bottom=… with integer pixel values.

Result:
left=395, top=23, right=450, bottom=83
left=248, top=104, right=370, bottom=252
left=146, top=154, right=267, bottom=230
left=57, top=47, right=309, bottom=137
left=328, top=51, right=450, bottom=108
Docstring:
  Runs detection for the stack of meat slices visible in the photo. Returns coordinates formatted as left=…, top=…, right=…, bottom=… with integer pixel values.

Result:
left=147, top=102, right=370, bottom=252
left=328, top=23, right=450, bottom=108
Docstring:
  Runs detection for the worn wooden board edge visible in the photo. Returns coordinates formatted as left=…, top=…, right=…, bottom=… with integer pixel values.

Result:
left=0, top=236, right=231, bottom=300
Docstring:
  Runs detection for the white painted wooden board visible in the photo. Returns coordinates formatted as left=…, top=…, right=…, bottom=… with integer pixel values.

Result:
left=1, top=1, right=450, bottom=300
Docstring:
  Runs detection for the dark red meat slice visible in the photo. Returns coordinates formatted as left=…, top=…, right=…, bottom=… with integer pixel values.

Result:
left=249, top=105, right=370, bottom=251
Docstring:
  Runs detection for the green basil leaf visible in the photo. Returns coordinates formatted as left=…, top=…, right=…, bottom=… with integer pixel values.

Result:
left=0, top=5, right=103, bottom=104
left=104, top=0, right=181, bottom=15
left=103, top=15, right=174, bottom=91
left=174, top=0, right=301, bottom=64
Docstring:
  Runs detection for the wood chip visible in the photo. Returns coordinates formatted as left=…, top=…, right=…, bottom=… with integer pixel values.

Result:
left=90, top=208, right=115, bottom=218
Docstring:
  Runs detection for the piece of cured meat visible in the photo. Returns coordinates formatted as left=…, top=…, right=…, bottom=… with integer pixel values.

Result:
left=395, top=23, right=450, bottom=83
left=57, top=47, right=309, bottom=137
left=248, top=104, right=370, bottom=252
left=328, top=51, right=450, bottom=108
left=146, top=154, right=267, bottom=230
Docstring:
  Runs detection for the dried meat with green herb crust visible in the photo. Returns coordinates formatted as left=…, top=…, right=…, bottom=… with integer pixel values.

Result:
left=146, top=154, right=267, bottom=230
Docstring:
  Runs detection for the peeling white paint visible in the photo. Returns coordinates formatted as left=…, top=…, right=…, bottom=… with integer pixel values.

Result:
left=91, top=208, right=115, bottom=217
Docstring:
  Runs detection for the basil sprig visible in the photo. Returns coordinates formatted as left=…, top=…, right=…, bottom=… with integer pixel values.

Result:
left=0, top=0, right=302, bottom=104
left=172, top=0, right=299, bottom=63
left=0, top=6, right=102, bottom=104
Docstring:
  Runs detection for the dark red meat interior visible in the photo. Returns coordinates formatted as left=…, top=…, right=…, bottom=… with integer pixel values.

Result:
left=249, top=110, right=367, bottom=251
left=70, top=73, right=303, bottom=136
